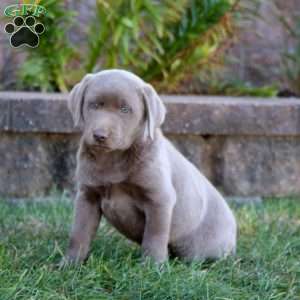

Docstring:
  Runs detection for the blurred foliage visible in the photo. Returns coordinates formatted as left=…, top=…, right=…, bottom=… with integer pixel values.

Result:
left=18, top=0, right=76, bottom=92
left=18, top=0, right=237, bottom=93
left=201, top=80, right=278, bottom=97
left=280, top=14, right=300, bottom=96
left=86, top=0, right=188, bottom=75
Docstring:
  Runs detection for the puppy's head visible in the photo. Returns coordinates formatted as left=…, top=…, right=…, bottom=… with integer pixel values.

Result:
left=69, top=69, right=166, bottom=151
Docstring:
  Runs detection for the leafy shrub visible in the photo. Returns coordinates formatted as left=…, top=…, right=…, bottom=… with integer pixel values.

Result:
left=219, top=83, right=278, bottom=97
left=19, top=0, right=237, bottom=92
left=18, top=0, right=76, bottom=92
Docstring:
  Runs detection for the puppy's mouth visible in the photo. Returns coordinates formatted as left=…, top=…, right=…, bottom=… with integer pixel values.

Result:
left=89, top=143, right=112, bottom=152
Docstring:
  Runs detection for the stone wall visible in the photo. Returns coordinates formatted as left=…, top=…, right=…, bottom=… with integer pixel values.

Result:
left=226, top=0, right=300, bottom=88
left=1, top=92, right=300, bottom=198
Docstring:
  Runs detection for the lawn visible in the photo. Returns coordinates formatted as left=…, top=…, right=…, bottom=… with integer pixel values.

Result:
left=0, top=194, right=299, bottom=300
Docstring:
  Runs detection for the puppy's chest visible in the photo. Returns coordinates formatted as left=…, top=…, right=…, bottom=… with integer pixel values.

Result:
left=101, top=182, right=146, bottom=207
left=77, top=150, right=147, bottom=187
left=77, top=160, right=129, bottom=186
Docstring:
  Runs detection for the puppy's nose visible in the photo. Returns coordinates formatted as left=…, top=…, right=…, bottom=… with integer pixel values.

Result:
left=93, top=129, right=108, bottom=143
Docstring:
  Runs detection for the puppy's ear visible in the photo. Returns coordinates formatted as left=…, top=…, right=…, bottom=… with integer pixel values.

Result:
left=142, top=83, right=166, bottom=140
left=68, top=74, right=93, bottom=127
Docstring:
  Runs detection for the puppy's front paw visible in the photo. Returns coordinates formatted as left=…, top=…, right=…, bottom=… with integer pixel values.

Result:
left=59, top=253, right=86, bottom=269
left=58, top=257, right=76, bottom=269
left=58, top=258, right=68, bottom=269
left=142, top=246, right=168, bottom=264
left=58, top=254, right=85, bottom=269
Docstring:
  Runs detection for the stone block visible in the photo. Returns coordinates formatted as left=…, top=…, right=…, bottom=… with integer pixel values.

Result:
left=1, top=92, right=300, bottom=137
left=0, top=133, right=79, bottom=198
left=163, top=96, right=300, bottom=136
left=222, top=137, right=300, bottom=196
left=7, top=92, right=74, bottom=132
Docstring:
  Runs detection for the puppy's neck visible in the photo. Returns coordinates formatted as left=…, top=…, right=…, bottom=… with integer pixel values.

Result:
left=77, top=137, right=154, bottom=186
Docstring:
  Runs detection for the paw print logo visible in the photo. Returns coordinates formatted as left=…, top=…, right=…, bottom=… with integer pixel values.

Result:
left=4, top=16, right=45, bottom=48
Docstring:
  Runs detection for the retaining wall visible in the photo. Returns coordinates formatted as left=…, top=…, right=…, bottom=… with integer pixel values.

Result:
left=1, top=92, right=300, bottom=198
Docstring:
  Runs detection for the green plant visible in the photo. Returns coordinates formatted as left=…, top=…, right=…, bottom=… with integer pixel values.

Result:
left=86, top=0, right=236, bottom=92
left=86, top=0, right=188, bottom=74
left=19, top=0, right=237, bottom=93
left=221, top=83, right=278, bottom=97
left=18, top=0, right=76, bottom=92
left=195, top=78, right=278, bottom=97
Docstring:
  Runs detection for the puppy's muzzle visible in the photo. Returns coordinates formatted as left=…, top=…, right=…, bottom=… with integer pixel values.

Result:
left=93, top=129, right=108, bottom=144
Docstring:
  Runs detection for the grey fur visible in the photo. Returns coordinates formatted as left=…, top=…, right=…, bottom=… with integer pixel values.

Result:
left=62, top=69, right=237, bottom=264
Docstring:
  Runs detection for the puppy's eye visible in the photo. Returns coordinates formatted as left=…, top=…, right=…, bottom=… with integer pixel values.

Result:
left=120, top=104, right=131, bottom=113
left=89, top=102, right=104, bottom=110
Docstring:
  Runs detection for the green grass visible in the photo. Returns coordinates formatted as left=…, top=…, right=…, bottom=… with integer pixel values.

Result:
left=0, top=195, right=299, bottom=300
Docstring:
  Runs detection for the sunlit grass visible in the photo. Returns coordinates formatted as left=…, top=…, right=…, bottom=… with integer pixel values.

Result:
left=0, top=194, right=299, bottom=299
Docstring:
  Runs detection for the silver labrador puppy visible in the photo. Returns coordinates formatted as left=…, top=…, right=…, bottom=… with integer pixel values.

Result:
left=63, top=69, right=237, bottom=264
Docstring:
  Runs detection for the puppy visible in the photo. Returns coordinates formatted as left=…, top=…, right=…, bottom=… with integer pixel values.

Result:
left=63, top=69, right=237, bottom=264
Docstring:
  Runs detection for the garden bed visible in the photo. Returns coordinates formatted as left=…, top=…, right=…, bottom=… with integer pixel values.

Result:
left=0, top=92, right=300, bottom=198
